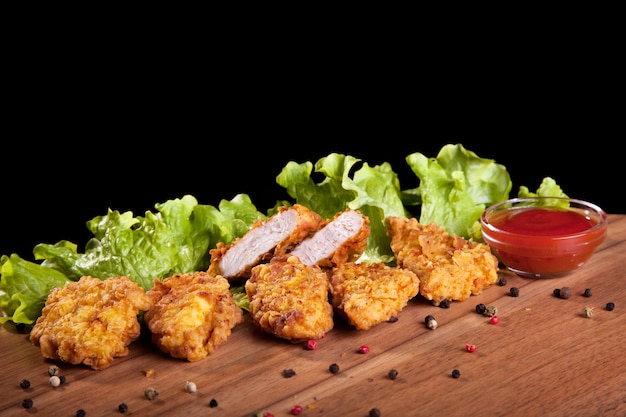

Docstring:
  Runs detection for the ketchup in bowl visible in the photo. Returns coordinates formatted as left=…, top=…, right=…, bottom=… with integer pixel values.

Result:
left=480, top=197, right=608, bottom=278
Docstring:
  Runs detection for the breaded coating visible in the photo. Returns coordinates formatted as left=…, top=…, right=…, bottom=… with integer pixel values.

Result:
left=387, top=216, right=499, bottom=306
left=246, top=255, right=334, bottom=342
left=29, top=276, right=152, bottom=370
left=329, top=262, right=420, bottom=330
left=144, top=271, right=244, bottom=362
left=208, top=204, right=324, bottom=281
left=291, top=209, right=370, bottom=268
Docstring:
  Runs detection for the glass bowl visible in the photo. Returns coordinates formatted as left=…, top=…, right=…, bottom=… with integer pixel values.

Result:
left=480, top=197, right=608, bottom=278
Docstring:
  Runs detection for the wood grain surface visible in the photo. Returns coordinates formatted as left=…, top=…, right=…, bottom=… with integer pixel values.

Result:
left=1, top=215, right=625, bottom=417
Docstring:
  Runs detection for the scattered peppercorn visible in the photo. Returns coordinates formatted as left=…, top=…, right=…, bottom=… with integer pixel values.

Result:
left=144, top=387, right=159, bottom=400
left=59, top=375, right=66, bottom=384
left=606, top=302, right=615, bottom=311
left=291, top=404, right=304, bottom=415
left=584, top=288, right=593, bottom=297
left=465, top=343, right=477, bottom=353
left=475, top=303, right=487, bottom=315
left=22, top=398, right=33, bottom=409
left=48, top=364, right=60, bottom=376
left=118, top=402, right=128, bottom=413
left=49, top=375, right=61, bottom=387
left=19, top=379, right=30, bottom=389
left=553, top=288, right=561, bottom=298
left=388, top=369, right=398, bottom=380
left=489, top=315, right=500, bottom=324
left=559, top=286, right=573, bottom=299
left=329, top=363, right=340, bottom=374
left=209, top=398, right=218, bottom=408
left=76, top=409, right=86, bottom=417
left=451, top=369, right=461, bottom=378
left=424, top=315, right=438, bottom=330
left=509, top=287, right=520, bottom=297
left=582, top=307, right=594, bottom=318
left=439, top=299, right=451, bottom=308
left=369, top=408, right=382, bottom=417
left=282, top=369, right=296, bottom=378
left=387, top=316, right=398, bottom=323
left=498, top=277, right=507, bottom=286
left=358, top=345, right=371, bottom=354
left=484, top=305, right=498, bottom=317
left=264, top=413, right=275, bottom=417
left=185, top=381, right=197, bottom=393
left=305, top=339, right=319, bottom=350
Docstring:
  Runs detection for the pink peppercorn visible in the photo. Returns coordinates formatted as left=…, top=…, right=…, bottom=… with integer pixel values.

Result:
left=305, top=339, right=318, bottom=350
left=291, top=404, right=304, bottom=415
left=465, top=343, right=477, bottom=352
left=358, top=345, right=370, bottom=354
left=490, top=315, right=500, bottom=324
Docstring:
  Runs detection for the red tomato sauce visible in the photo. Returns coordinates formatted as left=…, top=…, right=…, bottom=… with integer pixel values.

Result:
left=489, top=207, right=595, bottom=236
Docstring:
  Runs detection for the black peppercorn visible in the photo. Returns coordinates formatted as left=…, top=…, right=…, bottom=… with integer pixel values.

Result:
left=388, top=369, right=398, bottom=380
left=553, top=288, right=561, bottom=298
left=559, top=286, right=573, bottom=299
left=509, top=287, right=520, bottom=297
left=22, top=398, right=33, bottom=409
left=451, top=369, right=461, bottom=378
left=439, top=299, right=450, bottom=308
left=209, top=398, right=218, bottom=408
left=583, top=288, right=593, bottom=297
left=281, top=369, right=296, bottom=378
left=118, top=403, right=128, bottom=413
left=76, top=409, right=86, bottom=417
left=387, top=316, right=398, bottom=323
left=19, top=379, right=30, bottom=389
left=606, top=302, right=615, bottom=311
left=369, top=407, right=381, bottom=417
left=498, top=277, right=507, bottom=286
left=329, top=363, right=340, bottom=374
left=475, top=303, right=486, bottom=314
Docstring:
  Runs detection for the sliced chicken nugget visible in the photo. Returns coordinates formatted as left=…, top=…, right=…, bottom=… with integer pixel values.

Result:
left=330, top=262, right=420, bottom=330
left=246, top=255, right=333, bottom=342
left=291, top=209, right=370, bottom=268
left=208, top=204, right=324, bottom=281
left=144, top=271, right=244, bottom=362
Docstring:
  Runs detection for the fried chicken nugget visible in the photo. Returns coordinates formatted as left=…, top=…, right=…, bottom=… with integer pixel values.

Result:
left=329, top=262, right=420, bottom=330
left=29, top=276, right=152, bottom=370
left=144, top=271, right=244, bottom=362
left=246, top=255, right=334, bottom=342
left=387, top=216, right=499, bottom=306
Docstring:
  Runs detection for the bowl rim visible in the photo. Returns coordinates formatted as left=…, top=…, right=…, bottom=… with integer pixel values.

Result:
left=481, top=196, right=608, bottom=239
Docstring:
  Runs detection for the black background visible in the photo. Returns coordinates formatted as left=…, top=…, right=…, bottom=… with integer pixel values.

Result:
left=1, top=57, right=621, bottom=260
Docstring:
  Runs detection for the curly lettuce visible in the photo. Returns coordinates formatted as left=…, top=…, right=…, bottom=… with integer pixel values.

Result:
left=0, top=194, right=264, bottom=325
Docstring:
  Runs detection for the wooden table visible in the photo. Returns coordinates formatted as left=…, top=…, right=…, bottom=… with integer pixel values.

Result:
left=1, top=214, right=625, bottom=417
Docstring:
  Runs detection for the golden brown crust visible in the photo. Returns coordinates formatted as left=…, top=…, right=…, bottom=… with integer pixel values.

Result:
left=329, top=262, right=420, bottom=330
left=246, top=255, right=334, bottom=342
left=29, top=276, right=152, bottom=370
left=144, top=271, right=244, bottom=362
left=386, top=216, right=499, bottom=305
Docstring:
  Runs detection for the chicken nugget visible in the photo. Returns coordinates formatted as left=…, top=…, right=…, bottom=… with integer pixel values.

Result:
left=330, top=262, right=420, bottom=330
left=387, top=216, right=498, bottom=305
left=246, top=255, right=334, bottom=342
left=144, top=271, right=244, bottom=361
left=29, top=276, right=152, bottom=370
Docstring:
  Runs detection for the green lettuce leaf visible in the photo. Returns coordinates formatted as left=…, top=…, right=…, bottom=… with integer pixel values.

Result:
left=0, top=194, right=264, bottom=324
left=405, top=144, right=512, bottom=241
left=276, top=153, right=409, bottom=263
left=0, top=254, right=71, bottom=325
